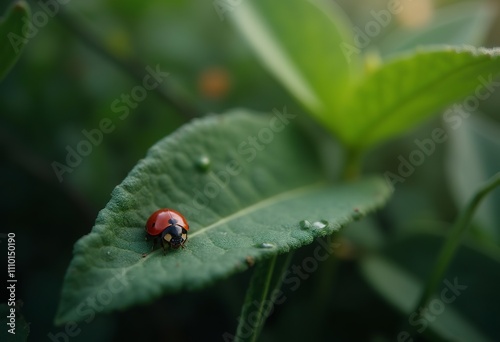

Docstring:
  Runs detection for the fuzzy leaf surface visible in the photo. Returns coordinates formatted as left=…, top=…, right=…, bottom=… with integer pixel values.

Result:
left=55, top=110, right=392, bottom=324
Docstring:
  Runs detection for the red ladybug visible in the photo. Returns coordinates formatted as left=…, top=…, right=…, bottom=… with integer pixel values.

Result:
left=145, top=209, right=189, bottom=253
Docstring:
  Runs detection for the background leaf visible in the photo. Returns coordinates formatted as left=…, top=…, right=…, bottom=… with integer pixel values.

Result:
left=231, top=0, right=355, bottom=128
left=231, top=2, right=500, bottom=152
left=446, top=115, right=500, bottom=243
left=0, top=1, right=30, bottom=81
left=341, top=47, right=500, bottom=148
left=55, top=110, right=392, bottom=324
left=361, top=232, right=500, bottom=342
left=379, top=1, right=496, bottom=57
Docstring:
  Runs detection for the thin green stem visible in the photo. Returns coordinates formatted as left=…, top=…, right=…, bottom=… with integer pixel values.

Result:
left=235, top=255, right=276, bottom=342
left=55, top=9, right=199, bottom=120
left=416, top=172, right=500, bottom=312
left=341, top=148, right=363, bottom=180
left=252, top=258, right=275, bottom=342
left=234, top=254, right=292, bottom=342
left=0, top=126, right=94, bottom=226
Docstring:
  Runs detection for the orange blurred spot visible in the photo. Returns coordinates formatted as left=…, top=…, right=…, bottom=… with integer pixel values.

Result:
left=198, top=67, right=231, bottom=100
left=397, top=0, right=434, bottom=28
left=333, top=238, right=357, bottom=260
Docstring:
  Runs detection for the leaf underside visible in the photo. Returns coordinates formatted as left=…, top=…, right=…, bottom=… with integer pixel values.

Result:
left=55, top=110, right=392, bottom=324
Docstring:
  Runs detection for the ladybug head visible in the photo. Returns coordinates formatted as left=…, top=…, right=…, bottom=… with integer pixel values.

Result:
left=162, top=225, right=187, bottom=249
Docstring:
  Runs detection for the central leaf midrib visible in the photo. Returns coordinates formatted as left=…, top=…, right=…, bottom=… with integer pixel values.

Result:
left=117, top=181, right=326, bottom=277
left=189, top=181, right=325, bottom=239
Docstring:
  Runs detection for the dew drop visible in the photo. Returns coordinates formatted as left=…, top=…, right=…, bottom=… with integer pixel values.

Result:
left=195, top=155, right=211, bottom=172
left=257, top=242, right=275, bottom=249
left=312, top=220, right=329, bottom=229
left=299, top=220, right=311, bottom=229
left=103, top=249, right=114, bottom=260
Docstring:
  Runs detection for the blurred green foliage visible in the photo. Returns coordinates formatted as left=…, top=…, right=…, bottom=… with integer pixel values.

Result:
left=1, top=0, right=500, bottom=341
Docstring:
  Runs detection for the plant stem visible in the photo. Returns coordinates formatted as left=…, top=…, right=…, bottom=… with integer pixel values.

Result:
left=341, top=148, right=362, bottom=180
left=415, top=172, right=500, bottom=313
left=55, top=9, right=199, bottom=120
left=249, top=257, right=275, bottom=342
left=234, top=254, right=291, bottom=342
left=0, top=126, right=95, bottom=226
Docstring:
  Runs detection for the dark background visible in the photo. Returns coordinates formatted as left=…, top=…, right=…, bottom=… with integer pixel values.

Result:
left=1, top=0, right=500, bottom=341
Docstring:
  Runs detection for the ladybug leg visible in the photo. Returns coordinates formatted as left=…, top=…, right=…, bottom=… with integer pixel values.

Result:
left=142, top=237, right=158, bottom=258
left=160, top=239, right=168, bottom=255
left=181, top=230, right=188, bottom=249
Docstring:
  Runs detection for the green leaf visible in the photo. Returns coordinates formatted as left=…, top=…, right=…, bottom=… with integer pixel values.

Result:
left=231, top=0, right=355, bottom=127
left=231, top=1, right=500, bottom=152
left=0, top=1, right=30, bottom=81
left=55, top=109, right=392, bottom=324
left=234, top=253, right=292, bottom=342
left=447, top=116, right=500, bottom=243
left=380, top=1, right=496, bottom=57
left=341, top=47, right=500, bottom=148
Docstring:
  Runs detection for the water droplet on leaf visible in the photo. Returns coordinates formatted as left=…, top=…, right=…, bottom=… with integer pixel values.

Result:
left=312, top=220, right=328, bottom=229
left=103, top=250, right=114, bottom=260
left=195, top=156, right=211, bottom=172
left=299, top=220, right=311, bottom=229
left=257, top=242, right=275, bottom=249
